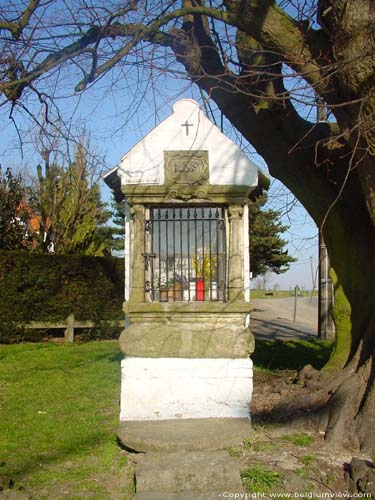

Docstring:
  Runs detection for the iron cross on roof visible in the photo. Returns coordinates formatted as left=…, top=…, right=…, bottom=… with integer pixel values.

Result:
left=181, top=120, right=194, bottom=136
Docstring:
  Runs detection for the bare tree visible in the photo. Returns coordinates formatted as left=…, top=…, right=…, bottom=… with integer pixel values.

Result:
left=1, top=0, right=375, bottom=452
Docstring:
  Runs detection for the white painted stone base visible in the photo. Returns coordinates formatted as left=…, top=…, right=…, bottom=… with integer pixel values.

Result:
left=119, top=357, right=253, bottom=421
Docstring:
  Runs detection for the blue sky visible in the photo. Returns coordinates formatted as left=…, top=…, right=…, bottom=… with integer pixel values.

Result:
left=0, top=68, right=318, bottom=290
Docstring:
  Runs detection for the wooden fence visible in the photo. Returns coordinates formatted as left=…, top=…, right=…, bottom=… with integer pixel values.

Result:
left=23, top=314, right=124, bottom=343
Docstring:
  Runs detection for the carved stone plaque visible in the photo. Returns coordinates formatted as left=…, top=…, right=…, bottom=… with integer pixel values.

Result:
left=164, top=151, right=209, bottom=186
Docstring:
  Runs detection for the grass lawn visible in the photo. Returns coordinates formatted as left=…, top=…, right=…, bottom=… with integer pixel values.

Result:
left=253, top=339, right=333, bottom=371
left=250, top=290, right=318, bottom=299
left=0, top=341, right=135, bottom=500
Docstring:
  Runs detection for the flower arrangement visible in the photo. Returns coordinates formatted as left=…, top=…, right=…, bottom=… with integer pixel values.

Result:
left=192, top=254, right=218, bottom=283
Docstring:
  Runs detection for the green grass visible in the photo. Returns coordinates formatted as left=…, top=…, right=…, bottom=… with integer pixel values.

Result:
left=250, top=440, right=279, bottom=452
left=250, top=290, right=317, bottom=299
left=241, top=465, right=283, bottom=493
left=226, top=446, right=242, bottom=457
left=299, top=455, right=317, bottom=466
left=0, top=341, right=134, bottom=499
left=283, top=433, right=314, bottom=446
left=253, top=339, right=333, bottom=371
left=250, top=290, right=292, bottom=299
left=243, top=437, right=278, bottom=452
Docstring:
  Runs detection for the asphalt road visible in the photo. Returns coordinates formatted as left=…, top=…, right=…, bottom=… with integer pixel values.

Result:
left=250, top=296, right=319, bottom=341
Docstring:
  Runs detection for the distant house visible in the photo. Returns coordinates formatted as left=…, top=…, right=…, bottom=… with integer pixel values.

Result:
left=17, top=201, right=54, bottom=252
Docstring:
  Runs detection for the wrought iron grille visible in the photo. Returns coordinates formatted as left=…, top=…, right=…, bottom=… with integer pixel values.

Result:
left=144, top=207, right=227, bottom=302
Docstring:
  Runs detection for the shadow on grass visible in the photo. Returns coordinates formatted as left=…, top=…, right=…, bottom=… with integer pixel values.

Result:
left=2, top=344, right=124, bottom=376
left=37, top=348, right=123, bottom=372
left=8, top=430, right=117, bottom=481
left=93, top=350, right=123, bottom=363
left=253, top=339, right=333, bottom=371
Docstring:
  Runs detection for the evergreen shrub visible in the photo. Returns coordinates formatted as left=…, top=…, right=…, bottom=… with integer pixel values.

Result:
left=0, top=251, right=124, bottom=343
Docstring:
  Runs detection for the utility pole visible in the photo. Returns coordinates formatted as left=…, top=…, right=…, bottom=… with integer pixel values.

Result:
left=309, top=256, right=316, bottom=300
left=318, top=234, right=335, bottom=339
left=316, top=96, right=335, bottom=339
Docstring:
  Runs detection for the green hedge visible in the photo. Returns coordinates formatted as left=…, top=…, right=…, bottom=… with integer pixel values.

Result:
left=0, top=250, right=124, bottom=342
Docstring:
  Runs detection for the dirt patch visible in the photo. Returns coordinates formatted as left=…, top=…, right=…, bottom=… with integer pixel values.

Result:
left=241, top=369, right=370, bottom=498
left=252, top=370, right=299, bottom=416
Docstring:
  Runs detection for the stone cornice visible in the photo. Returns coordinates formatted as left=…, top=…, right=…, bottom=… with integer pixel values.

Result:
left=121, top=184, right=255, bottom=205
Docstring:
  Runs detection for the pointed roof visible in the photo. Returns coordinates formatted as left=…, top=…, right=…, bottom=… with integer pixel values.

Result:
left=104, top=99, right=268, bottom=200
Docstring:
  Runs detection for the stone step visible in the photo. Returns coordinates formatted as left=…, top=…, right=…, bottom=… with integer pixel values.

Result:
left=135, top=451, right=244, bottom=493
left=118, top=417, right=252, bottom=452
left=135, top=492, right=226, bottom=500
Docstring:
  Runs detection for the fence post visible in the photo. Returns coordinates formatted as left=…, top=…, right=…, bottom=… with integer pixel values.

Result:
left=293, top=286, right=298, bottom=322
left=64, top=313, right=75, bottom=343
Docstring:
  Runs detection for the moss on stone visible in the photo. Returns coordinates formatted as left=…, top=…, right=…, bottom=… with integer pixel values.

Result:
left=119, top=322, right=254, bottom=358
left=323, top=268, right=352, bottom=372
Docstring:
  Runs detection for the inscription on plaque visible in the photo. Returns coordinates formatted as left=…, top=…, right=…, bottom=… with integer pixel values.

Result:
left=164, top=151, right=209, bottom=186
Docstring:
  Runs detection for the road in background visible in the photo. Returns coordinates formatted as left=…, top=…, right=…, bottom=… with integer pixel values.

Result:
left=250, top=296, right=319, bottom=341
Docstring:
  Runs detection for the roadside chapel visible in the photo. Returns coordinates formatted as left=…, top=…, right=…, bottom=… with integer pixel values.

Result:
left=104, top=99, right=268, bottom=424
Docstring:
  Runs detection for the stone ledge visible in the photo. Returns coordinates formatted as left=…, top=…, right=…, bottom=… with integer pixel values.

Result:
left=135, top=451, right=243, bottom=493
left=119, top=323, right=254, bottom=358
left=117, top=418, right=252, bottom=453
left=124, top=299, right=251, bottom=315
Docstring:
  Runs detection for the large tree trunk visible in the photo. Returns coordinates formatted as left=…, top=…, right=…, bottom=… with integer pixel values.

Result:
left=318, top=219, right=375, bottom=452
left=249, top=110, right=375, bottom=453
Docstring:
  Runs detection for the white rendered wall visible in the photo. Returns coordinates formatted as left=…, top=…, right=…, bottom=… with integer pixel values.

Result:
left=120, top=357, right=253, bottom=421
left=117, top=99, right=260, bottom=188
